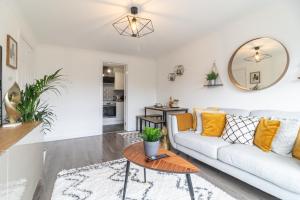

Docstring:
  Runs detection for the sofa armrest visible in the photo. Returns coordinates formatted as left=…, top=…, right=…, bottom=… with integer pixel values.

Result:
left=167, top=115, right=179, bottom=149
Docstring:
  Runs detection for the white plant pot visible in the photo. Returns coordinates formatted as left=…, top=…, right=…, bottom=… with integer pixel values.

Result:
left=144, top=141, right=160, bottom=157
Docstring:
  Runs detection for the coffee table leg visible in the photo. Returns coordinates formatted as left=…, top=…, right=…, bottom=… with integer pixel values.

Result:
left=186, top=174, right=195, bottom=200
left=122, top=161, right=130, bottom=200
left=144, top=168, right=146, bottom=183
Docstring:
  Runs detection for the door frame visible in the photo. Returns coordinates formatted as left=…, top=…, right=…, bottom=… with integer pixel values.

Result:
left=101, top=62, right=128, bottom=131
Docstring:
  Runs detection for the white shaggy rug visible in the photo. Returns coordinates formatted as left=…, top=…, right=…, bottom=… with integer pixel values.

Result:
left=117, top=131, right=143, bottom=144
left=51, top=159, right=235, bottom=200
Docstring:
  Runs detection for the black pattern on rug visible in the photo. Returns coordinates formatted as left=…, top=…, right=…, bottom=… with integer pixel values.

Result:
left=52, top=159, right=235, bottom=200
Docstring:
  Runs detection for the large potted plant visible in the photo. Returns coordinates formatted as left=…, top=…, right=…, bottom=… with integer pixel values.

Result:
left=141, top=127, right=162, bottom=157
left=17, top=69, right=64, bottom=133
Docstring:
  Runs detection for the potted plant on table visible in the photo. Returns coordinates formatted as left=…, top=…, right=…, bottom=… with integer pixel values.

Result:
left=141, top=127, right=162, bottom=157
left=206, top=71, right=219, bottom=86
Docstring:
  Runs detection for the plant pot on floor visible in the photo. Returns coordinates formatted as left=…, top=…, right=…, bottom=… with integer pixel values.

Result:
left=144, top=141, right=160, bottom=157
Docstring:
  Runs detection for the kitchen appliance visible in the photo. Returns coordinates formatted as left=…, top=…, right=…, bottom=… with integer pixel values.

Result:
left=103, top=101, right=116, bottom=118
left=103, top=76, right=114, bottom=84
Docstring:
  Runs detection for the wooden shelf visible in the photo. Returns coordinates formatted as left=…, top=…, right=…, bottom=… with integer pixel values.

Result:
left=204, top=84, right=223, bottom=87
left=0, top=122, right=40, bottom=152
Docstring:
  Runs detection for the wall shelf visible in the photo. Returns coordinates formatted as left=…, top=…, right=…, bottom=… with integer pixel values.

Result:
left=203, top=84, right=224, bottom=87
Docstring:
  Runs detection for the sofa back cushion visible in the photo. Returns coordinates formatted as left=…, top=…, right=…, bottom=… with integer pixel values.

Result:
left=250, top=110, right=300, bottom=119
left=222, top=115, right=260, bottom=145
left=254, top=119, right=281, bottom=152
left=176, top=113, right=194, bottom=131
left=220, top=108, right=250, bottom=117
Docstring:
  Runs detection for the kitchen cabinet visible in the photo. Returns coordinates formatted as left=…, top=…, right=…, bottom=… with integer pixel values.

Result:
left=114, top=69, right=124, bottom=90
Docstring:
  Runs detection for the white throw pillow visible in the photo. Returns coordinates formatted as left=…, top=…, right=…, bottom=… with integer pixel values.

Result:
left=271, top=117, right=300, bottom=156
left=222, top=115, right=260, bottom=145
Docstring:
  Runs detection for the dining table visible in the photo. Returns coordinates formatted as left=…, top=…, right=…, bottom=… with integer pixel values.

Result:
left=144, top=106, right=189, bottom=125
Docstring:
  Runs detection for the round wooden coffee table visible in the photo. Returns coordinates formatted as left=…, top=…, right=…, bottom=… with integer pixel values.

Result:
left=122, top=142, right=199, bottom=200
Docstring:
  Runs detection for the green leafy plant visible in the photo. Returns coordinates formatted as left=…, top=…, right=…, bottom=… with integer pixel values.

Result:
left=141, top=127, right=162, bottom=142
left=17, top=69, right=64, bottom=133
left=206, top=71, right=219, bottom=81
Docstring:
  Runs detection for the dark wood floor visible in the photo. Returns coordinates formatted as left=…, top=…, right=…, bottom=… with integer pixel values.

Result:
left=35, top=133, right=277, bottom=200
left=103, top=124, right=124, bottom=133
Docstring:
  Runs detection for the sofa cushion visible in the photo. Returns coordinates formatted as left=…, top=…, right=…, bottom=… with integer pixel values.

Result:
left=176, top=113, right=194, bottom=131
left=293, top=133, right=300, bottom=160
left=220, top=108, right=250, bottom=117
left=222, top=115, right=260, bottom=145
left=174, top=133, right=230, bottom=159
left=254, top=118, right=281, bottom=152
left=250, top=110, right=300, bottom=119
left=201, top=112, right=226, bottom=137
left=218, top=144, right=300, bottom=194
left=193, top=108, right=223, bottom=133
left=271, top=117, right=300, bottom=156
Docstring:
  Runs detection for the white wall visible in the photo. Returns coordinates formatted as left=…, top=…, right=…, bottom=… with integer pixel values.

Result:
left=0, top=0, right=157, bottom=141
left=0, top=0, right=37, bottom=93
left=0, top=0, right=37, bottom=121
left=156, top=1, right=300, bottom=112
left=34, top=45, right=157, bottom=141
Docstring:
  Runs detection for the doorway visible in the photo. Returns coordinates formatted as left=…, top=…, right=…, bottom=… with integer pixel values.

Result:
left=102, top=62, right=127, bottom=133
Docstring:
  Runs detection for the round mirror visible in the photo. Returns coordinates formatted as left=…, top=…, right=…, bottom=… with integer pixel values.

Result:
left=229, top=37, right=289, bottom=91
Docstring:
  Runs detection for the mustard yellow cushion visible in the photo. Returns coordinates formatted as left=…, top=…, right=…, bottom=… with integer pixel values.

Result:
left=254, top=118, right=281, bottom=152
left=176, top=113, right=194, bottom=131
left=292, top=132, right=300, bottom=160
left=201, top=112, right=226, bottom=137
left=192, top=107, right=221, bottom=131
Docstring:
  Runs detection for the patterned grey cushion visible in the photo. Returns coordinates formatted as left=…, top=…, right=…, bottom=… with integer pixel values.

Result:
left=222, top=115, right=260, bottom=145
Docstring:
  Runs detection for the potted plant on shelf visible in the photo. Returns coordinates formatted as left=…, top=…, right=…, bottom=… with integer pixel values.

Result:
left=16, top=69, right=64, bottom=133
left=206, top=71, right=219, bottom=86
left=141, top=127, right=162, bottom=157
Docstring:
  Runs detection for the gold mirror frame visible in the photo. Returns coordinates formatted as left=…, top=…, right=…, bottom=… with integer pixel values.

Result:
left=228, top=37, right=290, bottom=91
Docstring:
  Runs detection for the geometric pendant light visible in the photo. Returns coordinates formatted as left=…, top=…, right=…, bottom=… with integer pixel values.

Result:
left=244, top=46, right=272, bottom=63
left=112, top=6, right=154, bottom=38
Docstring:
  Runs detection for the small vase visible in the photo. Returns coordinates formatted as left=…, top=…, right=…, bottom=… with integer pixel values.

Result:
left=144, top=141, right=160, bottom=157
left=208, top=80, right=213, bottom=86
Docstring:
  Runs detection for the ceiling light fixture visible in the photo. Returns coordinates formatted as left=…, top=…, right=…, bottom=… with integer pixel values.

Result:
left=112, top=6, right=154, bottom=38
left=244, top=46, right=272, bottom=63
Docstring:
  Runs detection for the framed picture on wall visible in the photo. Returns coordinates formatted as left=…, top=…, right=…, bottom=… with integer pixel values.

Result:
left=250, top=71, right=260, bottom=84
left=6, top=35, right=18, bottom=69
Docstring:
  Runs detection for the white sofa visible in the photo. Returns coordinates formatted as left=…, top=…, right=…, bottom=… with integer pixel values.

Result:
left=167, top=108, right=300, bottom=200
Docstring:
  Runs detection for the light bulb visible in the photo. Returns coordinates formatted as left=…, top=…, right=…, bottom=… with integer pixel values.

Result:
left=255, top=52, right=260, bottom=62
left=131, top=18, right=137, bottom=34
left=107, top=69, right=112, bottom=73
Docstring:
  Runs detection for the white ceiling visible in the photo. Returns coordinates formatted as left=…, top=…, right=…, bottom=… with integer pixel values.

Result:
left=16, top=0, right=273, bottom=58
